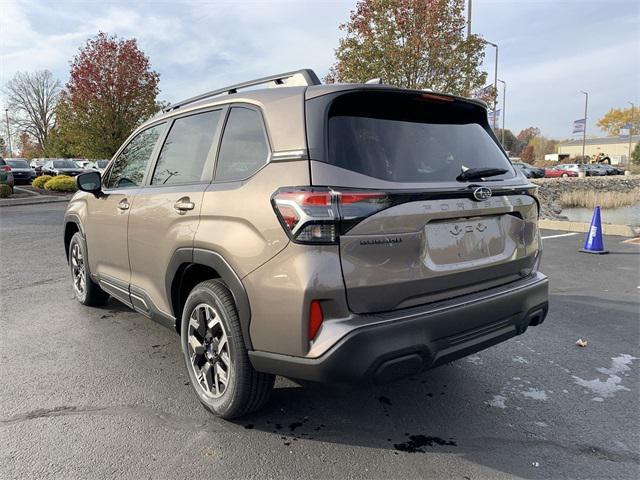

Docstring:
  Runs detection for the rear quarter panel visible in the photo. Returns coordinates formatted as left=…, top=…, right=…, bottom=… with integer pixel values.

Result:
left=194, top=160, right=310, bottom=279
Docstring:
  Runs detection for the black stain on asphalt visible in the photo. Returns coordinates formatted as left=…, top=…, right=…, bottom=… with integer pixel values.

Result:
left=378, top=396, right=392, bottom=406
left=393, top=435, right=457, bottom=453
left=289, top=421, right=303, bottom=432
left=426, top=393, right=433, bottom=397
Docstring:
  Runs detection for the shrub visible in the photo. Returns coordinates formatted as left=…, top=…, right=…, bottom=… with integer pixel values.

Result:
left=44, top=175, right=77, bottom=192
left=0, top=184, right=12, bottom=198
left=32, top=175, right=52, bottom=188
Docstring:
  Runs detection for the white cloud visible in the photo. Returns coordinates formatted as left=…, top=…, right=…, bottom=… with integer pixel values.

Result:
left=1, top=0, right=637, bottom=137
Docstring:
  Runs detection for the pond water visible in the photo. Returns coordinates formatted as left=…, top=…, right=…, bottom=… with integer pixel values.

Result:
left=562, top=204, right=640, bottom=226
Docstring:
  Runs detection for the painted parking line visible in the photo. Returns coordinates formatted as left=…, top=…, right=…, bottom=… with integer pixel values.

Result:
left=541, top=232, right=580, bottom=240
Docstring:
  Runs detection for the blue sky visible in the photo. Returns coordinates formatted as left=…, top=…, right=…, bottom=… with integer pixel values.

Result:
left=1, top=0, right=638, bottom=139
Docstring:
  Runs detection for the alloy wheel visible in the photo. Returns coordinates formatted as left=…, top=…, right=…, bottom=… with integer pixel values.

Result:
left=187, top=303, right=231, bottom=398
left=70, top=242, right=86, bottom=298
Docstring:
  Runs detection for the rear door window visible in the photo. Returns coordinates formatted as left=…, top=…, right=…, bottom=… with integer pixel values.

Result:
left=215, top=107, right=269, bottom=182
left=327, top=92, right=514, bottom=183
left=151, top=110, right=222, bottom=185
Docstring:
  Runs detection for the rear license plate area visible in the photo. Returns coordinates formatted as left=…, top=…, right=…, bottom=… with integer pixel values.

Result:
left=425, top=216, right=508, bottom=269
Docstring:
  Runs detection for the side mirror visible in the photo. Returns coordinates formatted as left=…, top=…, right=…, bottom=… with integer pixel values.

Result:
left=76, top=171, right=102, bottom=196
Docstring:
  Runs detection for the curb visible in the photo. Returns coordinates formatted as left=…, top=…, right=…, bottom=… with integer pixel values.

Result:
left=539, top=219, right=639, bottom=238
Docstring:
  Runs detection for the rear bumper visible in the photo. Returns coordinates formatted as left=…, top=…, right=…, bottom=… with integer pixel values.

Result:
left=249, top=272, right=549, bottom=383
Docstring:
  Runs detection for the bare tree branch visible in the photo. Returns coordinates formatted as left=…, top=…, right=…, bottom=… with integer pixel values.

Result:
left=4, top=70, right=61, bottom=155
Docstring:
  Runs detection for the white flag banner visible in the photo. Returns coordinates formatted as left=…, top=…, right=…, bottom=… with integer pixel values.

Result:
left=488, top=109, right=501, bottom=125
left=619, top=124, right=631, bottom=139
left=572, top=118, right=586, bottom=134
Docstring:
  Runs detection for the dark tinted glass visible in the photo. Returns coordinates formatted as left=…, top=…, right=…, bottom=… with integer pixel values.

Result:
left=105, top=124, right=164, bottom=189
left=215, top=108, right=269, bottom=182
left=53, top=160, right=77, bottom=168
left=7, top=160, right=29, bottom=168
left=327, top=93, right=514, bottom=183
left=152, top=110, right=221, bottom=185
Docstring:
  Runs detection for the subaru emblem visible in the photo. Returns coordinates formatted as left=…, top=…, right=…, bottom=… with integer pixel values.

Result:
left=473, top=187, right=492, bottom=201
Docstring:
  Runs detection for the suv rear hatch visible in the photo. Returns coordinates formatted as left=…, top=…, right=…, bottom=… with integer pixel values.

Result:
left=298, top=88, right=540, bottom=313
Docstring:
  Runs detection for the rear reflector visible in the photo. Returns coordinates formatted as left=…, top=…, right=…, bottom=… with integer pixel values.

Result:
left=308, top=300, right=324, bottom=340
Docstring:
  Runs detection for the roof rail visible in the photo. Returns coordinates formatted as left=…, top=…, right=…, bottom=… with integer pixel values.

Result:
left=163, top=68, right=321, bottom=113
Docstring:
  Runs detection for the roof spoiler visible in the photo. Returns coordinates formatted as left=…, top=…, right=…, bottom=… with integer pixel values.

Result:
left=163, top=69, right=322, bottom=113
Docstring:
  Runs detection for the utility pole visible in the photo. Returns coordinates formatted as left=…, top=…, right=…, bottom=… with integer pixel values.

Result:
left=467, top=0, right=472, bottom=38
left=4, top=109, right=12, bottom=158
left=484, top=40, right=499, bottom=130
left=498, top=79, right=506, bottom=148
left=629, top=101, right=635, bottom=167
left=580, top=91, right=588, bottom=162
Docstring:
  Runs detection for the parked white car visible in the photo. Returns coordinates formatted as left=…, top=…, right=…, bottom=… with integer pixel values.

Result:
left=88, top=160, right=110, bottom=173
left=74, top=159, right=93, bottom=169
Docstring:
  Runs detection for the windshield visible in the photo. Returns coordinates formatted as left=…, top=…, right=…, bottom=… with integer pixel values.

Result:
left=327, top=92, right=514, bottom=183
left=7, top=160, right=29, bottom=168
left=53, top=160, right=78, bottom=168
left=96, top=160, right=109, bottom=168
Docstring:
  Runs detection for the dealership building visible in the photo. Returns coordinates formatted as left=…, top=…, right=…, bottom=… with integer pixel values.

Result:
left=558, top=135, right=638, bottom=163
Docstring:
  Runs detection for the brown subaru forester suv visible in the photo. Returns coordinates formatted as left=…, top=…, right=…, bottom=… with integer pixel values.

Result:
left=64, top=69, right=548, bottom=418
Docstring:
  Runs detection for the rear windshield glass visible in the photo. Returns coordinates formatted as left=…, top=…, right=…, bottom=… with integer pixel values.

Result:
left=327, top=92, right=514, bottom=183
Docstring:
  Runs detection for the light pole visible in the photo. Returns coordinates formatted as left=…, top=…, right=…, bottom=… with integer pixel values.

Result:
left=484, top=40, right=499, bottom=130
left=628, top=101, right=635, bottom=167
left=4, top=109, right=12, bottom=158
left=467, top=0, right=472, bottom=38
left=498, top=79, right=506, bottom=148
left=580, top=91, right=588, bottom=162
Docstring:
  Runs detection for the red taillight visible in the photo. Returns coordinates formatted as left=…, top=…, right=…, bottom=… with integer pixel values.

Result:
left=419, top=93, right=454, bottom=103
left=0, top=165, right=11, bottom=172
left=308, top=300, right=324, bottom=340
left=272, top=187, right=391, bottom=244
left=340, top=192, right=387, bottom=204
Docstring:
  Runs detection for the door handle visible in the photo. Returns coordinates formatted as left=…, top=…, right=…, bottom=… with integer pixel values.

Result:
left=174, top=197, right=195, bottom=213
left=117, top=199, right=130, bottom=211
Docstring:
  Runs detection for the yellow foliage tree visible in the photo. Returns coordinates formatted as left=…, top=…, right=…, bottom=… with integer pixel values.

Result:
left=596, top=107, right=640, bottom=136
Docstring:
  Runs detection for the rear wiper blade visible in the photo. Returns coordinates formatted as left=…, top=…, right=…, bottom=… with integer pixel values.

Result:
left=457, top=167, right=508, bottom=182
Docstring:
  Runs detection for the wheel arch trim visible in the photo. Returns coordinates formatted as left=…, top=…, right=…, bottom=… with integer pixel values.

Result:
left=63, top=214, right=85, bottom=260
left=166, top=248, right=253, bottom=349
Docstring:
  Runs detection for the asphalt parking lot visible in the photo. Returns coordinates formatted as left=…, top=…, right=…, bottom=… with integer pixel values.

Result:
left=1, top=202, right=638, bottom=479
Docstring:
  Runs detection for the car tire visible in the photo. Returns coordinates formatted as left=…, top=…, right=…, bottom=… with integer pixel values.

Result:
left=561, top=173, right=568, bottom=178
left=181, top=279, right=274, bottom=419
left=68, top=232, right=109, bottom=307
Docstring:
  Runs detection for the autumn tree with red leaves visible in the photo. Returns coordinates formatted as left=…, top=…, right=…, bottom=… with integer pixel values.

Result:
left=327, top=0, right=489, bottom=98
left=519, top=145, right=535, bottom=164
left=54, top=32, right=160, bottom=158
